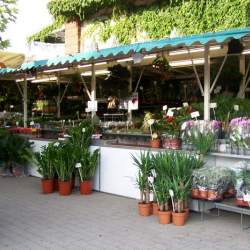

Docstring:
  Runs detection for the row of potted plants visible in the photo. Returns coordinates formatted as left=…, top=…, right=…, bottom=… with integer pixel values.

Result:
left=132, top=151, right=204, bottom=226
left=35, top=119, right=99, bottom=196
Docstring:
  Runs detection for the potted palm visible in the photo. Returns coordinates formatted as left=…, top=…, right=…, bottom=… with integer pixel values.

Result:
left=132, top=151, right=153, bottom=216
left=154, top=176, right=172, bottom=224
left=35, top=143, right=57, bottom=194
left=75, top=148, right=99, bottom=195
left=55, top=143, right=74, bottom=196
left=171, top=176, right=191, bottom=226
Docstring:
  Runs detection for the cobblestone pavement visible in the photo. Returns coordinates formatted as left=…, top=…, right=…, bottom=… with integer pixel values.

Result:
left=0, top=177, right=249, bottom=250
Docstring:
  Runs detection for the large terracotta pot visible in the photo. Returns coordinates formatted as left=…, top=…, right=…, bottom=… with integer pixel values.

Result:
left=138, top=202, right=152, bottom=216
left=58, top=181, right=71, bottom=196
left=152, top=202, right=159, bottom=215
left=172, top=212, right=186, bottom=226
left=158, top=210, right=171, bottom=224
left=41, top=179, right=54, bottom=194
left=80, top=180, right=93, bottom=195
left=150, top=139, right=161, bottom=148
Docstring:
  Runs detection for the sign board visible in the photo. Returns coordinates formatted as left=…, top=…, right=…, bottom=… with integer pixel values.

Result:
left=191, top=111, right=200, bottom=118
left=87, top=101, right=98, bottom=112
left=210, top=102, right=217, bottom=109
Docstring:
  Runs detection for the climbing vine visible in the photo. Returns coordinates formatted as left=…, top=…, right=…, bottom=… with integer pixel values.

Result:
left=29, top=0, right=250, bottom=44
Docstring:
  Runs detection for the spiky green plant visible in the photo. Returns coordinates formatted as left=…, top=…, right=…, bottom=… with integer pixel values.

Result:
left=76, top=148, right=99, bottom=182
left=35, top=143, right=58, bottom=180
left=132, top=151, right=153, bottom=203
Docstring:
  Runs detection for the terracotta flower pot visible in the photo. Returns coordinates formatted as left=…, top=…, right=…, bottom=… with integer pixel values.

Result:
left=150, top=139, right=161, bottom=148
left=152, top=202, right=159, bottom=215
left=41, top=179, right=54, bottom=194
left=171, top=138, right=182, bottom=150
left=80, top=180, right=93, bottom=195
left=172, top=212, right=186, bottom=226
left=138, top=202, right=152, bottom=216
left=184, top=208, right=189, bottom=221
left=54, top=179, right=59, bottom=191
left=191, top=188, right=199, bottom=199
left=162, top=138, right=172, bottom=149
left=158, top=210, right=171, bottom=224
left=58, top=181, right=71, bottom=196
left=199, top=189, right=208, bottom=200
left=207, top=190, right=223, bottom=201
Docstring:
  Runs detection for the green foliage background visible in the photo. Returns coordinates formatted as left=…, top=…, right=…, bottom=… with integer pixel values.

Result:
left=0, top=0, right=17, bottom=48
left=29, top=0, right=250, bottom=43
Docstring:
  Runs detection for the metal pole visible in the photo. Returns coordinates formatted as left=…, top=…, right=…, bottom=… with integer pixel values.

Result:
left=204, top=44, right=211, bottom=121
left=23, top=75, right=28, bottom=128
left=127, top=65, right=133, bottom=123
left=91, top=63, right=96, bottom=119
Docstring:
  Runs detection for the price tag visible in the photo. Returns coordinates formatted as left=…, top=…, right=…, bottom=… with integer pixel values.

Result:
left=162, top=105, right=168, bottom=111
left=183, top=102, right=189, bottom=107
left=210, top=103, right=217, bottom=109
left=191, top=111, right=200, bottom=118
left=167, top=110, right=174, bottom=117
left=234, top=105, right=239, bottom=111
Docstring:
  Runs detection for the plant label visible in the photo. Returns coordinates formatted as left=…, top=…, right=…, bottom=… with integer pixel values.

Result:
left=183, top=102, right=189, bottom=107
left=234, top=105, right=239, bottom=111
left=162, top=105, right=168, bottom=111
left=87, top=101, right=98, bottom=112
left=210, top=103, right=217, bottom=109
left=167, top=110, right=174, bottom=117
left=191, top=111, right=200, bottom=118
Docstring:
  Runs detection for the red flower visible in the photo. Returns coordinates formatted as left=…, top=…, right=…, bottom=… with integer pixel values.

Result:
left=167, top=116, right=174, bottom=123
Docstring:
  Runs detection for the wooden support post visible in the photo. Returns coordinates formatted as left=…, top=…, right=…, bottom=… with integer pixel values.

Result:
left=91, top=63, right=96, bottom=119
left=237, top=55, right=246, bottom=99
left=56, top=79, right=61, bottom=119
left=204, top=44, right=211, bottom=121
left=23, top=75, right=28, bottom=128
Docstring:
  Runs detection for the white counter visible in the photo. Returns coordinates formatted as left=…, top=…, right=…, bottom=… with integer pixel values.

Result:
left=29, top=139, right=250, bottom=200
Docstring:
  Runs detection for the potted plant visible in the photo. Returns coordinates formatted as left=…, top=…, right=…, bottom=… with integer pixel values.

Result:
left=75, top=148, right=99, bottom=195
left=55, top=143, right=74, bottom=196
left=0, top=129, right=34, bottom=176
left=190, top=130, right=215, bottom=161
left=35, top=143, right=57, bottom=194
left=132, top=151, right=153, bottom=216
left=141, top=113, right=161, bottom=148
left=171, top=176, right=191, bottom=226
left=153, top=176, right=172, bottom=224
left=159, top=108, right=190, bottom=150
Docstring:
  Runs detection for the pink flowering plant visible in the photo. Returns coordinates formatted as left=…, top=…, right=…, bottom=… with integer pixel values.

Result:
left=229, top=117, right=250, bottom=148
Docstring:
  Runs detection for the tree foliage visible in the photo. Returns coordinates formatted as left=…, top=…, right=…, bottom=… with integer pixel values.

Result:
left=0, top=0, right=17, bottom=49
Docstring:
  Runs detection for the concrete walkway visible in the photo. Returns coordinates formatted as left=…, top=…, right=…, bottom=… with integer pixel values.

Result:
left=0, top=177, right=249, bottom=250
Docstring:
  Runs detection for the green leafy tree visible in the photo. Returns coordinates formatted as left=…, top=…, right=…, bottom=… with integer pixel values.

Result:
left=0, top=0, right=17, bottom=49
